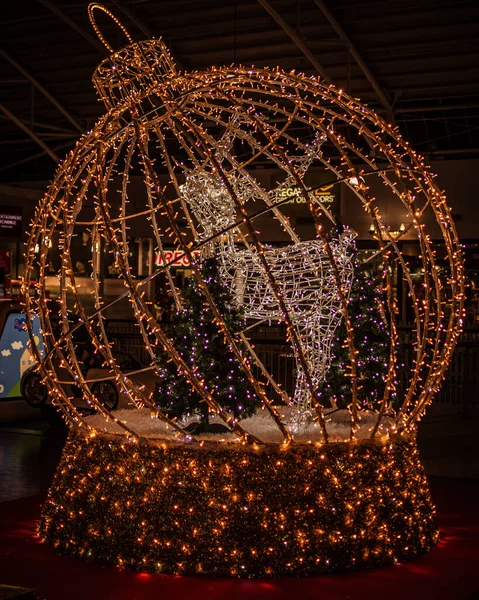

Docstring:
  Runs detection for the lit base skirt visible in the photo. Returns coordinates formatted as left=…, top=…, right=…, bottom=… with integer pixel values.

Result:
left=39, top=428, right=439, bottom=577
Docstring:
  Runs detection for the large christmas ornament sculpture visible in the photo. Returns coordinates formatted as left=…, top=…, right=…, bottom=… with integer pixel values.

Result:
left=23, top=4, right=464, bottom=577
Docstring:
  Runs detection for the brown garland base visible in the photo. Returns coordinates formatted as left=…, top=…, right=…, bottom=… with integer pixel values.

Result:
left=39, top=429, right=439, bottom=577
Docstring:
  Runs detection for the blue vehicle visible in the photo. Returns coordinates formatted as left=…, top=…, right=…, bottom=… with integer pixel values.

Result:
left=0, top=300, right=157, bottom=417
left=0, top=300, right=45, bottom=402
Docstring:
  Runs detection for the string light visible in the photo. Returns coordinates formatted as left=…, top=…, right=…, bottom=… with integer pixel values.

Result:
left=39, top=429, right=439, bottom=577
left=22, top=3, right=464, bottom=577
left=181, top=164, right=356, bottom=419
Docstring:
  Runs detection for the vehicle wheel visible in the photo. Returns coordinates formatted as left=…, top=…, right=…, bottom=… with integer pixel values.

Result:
left=21, top=369, right=48, bottom=407
left=91, top=381, right=119, bottom=411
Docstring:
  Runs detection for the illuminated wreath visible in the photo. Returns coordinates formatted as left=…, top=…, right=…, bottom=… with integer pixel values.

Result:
left=24, top=3, right=464, bottom=577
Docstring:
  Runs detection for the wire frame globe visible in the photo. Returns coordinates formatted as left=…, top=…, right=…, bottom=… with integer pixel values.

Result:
left=23, top=11, right=464, bottom=446
left=22, top=4, right=468, bottom=578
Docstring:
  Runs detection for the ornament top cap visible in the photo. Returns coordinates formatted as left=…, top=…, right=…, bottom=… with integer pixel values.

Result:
left=88, top=3, right=177, bottom=110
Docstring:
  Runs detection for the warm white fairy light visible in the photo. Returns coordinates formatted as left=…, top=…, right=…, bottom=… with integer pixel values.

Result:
left=182, top=165, right=355, bottom=417
left=21, top=2, right=466, bottom=579
left=22, top=3, right=464, bottom=444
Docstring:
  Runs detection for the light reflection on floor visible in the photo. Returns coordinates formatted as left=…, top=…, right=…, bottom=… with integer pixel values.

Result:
left=0, top=419, right=65, bottom=502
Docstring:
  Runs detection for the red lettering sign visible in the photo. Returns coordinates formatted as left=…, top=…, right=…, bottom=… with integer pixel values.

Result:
left=155, top=249, right=201, bottom=267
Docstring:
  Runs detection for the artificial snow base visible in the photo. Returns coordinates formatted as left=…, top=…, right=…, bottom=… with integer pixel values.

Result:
left=83, top=406, right=394, bottom=443
left=39, top=412, right=438, bottom=578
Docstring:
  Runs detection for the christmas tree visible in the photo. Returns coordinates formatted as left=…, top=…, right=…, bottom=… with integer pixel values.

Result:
left=153, top=256, right=260, bottom=432
left=317, top=231, right=391, bottom=411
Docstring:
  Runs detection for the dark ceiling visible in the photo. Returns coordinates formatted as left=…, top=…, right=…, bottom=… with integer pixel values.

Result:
left=1, top=0, right=478, bottom=184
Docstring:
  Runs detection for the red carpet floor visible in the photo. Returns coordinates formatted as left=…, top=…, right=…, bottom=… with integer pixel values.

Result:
left=0, top=478, right=478, bottom=600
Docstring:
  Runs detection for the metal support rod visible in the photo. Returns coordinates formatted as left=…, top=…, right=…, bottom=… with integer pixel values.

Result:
left=30, top=83, right=34, bottom=131
left=0, top=141, right=72, bottom=174
left=395, top=103, right=479, bottom=113
left=0, top=134, right=76, bottom=144
left=0, top=79, right=29, bottom=84
left=0, top=114, right=78, bottom=134
left=257, top=0, right=333, bottom=84
left=0, top=185, right=42, bottom=200
left=148, top=237, right=154, bottom=304
left=312, top=0, right=394, bottom=120
left=138, top=239, right=144, bottom=276
left=0, top=104, right=59, bottom=162
left=430, top=147, right=479, bottom=156
left=0, top=48, right=84, bottom=133
left=37, top=0, right=106, bottom=55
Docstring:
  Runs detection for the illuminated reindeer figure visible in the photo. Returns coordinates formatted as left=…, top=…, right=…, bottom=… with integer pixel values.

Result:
left=180, top=125, right=355, bottom=420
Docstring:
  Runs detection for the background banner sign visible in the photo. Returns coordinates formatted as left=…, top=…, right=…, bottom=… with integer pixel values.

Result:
left=0, top=249, right=12, bottom=298
left=155, top=249, right=201, bottom=267
left=273, top=172, right=339, bottom=217
left=276, top=186, right=336, bottom=206
left=0, top=206, right=23, bottom=239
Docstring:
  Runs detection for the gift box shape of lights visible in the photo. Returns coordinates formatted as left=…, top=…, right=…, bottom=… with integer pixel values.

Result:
left=24, top=3, right=464, bottom=577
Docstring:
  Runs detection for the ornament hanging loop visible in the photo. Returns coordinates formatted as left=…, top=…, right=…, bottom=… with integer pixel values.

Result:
left=88, top=3, right=133, bottom=53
